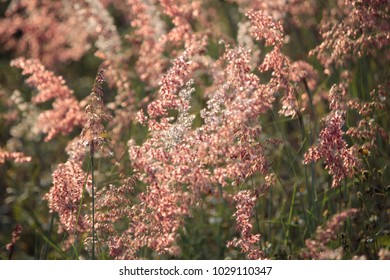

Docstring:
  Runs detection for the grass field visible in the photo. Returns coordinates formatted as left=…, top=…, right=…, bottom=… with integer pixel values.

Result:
left=0, top=0, right=389, bottom=260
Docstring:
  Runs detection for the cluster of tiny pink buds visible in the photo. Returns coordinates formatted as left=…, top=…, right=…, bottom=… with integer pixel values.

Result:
left=45, top=144, right=88, bottom=238
left=310, top=0, right=390, bottom=73
left=227, top=189, right=266, bottom=260
left=81, top=69, right=113, bottom=157
left=11, top=57, right=83, bottom=141
left=147, top=50, right=192, bottom=121
left=10, top=58, right=73, bottom=103
left=92, top=178, right=136, bottom=259
left=347, top=83, right=388, bottom=150
left=44, top=160, right=91, bottom=233
left=44, top=135, right=91, bottom=248
left=127, top=0, right=166, bottom=87
left=125, top=48, right=202, bottom=258
left=5, top=224, right=23, bottom=254
left=246, top=10, right=284, bottom=47
left=0, top=148, right=31, bottom=164
left=0, top=0, right=89, bottom=67
left=304, top=85, right=360, bottom=188
left=304, top=208, right=359, bottom=259
left=244, top=10, right=303, bottom=118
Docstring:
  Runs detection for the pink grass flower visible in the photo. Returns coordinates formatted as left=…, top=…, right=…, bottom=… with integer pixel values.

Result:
left=304, top=209, right=359, bottom=259
left=304, top=85, right=360, bottom=188
left=0, top=149, right=31, bottom=164
left=11, top=58, right=83, bottom=141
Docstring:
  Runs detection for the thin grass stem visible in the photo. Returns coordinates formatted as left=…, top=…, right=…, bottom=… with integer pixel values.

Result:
left=91, top=141, right=95, bottom=260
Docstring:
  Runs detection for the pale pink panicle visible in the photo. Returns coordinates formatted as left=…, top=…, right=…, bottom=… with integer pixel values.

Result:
left=310, top=0, right=390, bottom=74
left=123, top=49, right=198, bottom=258
left=290, top=61, right=318, bottom=91
left=245, top=11, right=303, bottom=118
left=147, top=50, right=192, bottom=121
left=228, top=0, right=317, bottom=29
left=10, top=58, right=73, bottom=103
left=81, top=69, right=113, bottom=157
left=347, top=83, right=388, bottom=151
left=38, top=97, right=84, bottom=142
left=303, top=209, right=359, bottom=259
left=0, top=148, right=31, bottom=164
left=0, top=0, right=89, bottom=67
left=90, top=178, right=135, bottom=259
left=125, top=41, right=277, bottom=258
left=5, top=224, right=23, bottom=252
left=227, top=188, right=268, bottom=260
left=246, top=10, right=284, bottom=47
left=44, top=161, right=91, bottom=233
left=44, top=136, right=90, bottom=247
left=304, top=85, right=360, bottom=188
left=127, top=0, right=166, bottom=87
left=11, top=57, right=83, bottom=141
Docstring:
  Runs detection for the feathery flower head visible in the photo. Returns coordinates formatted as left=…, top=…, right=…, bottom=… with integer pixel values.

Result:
left=304, top=85, right=360, bottom=187
left=0, top=148, right=31, bottom=164
left=81, top=69, right=113, bottom=157
left=11, top=57, right=83, bottom=141
left=304, top=209, right=359, bottom=259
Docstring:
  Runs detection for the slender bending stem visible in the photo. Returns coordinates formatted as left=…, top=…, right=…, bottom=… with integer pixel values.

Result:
left=91, top=141, right=95, bottom=260
left=297, top=111, right=314, bottom=234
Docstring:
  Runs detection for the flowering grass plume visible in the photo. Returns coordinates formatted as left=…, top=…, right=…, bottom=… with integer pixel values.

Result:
left=10, top=58, right=83, bottom=141
left=81, top=69, right=113, bottom=157
left=310, top=0, right=390, bottom=74
left=0, top=148, right=31, bottom=164
left=42, top=137, right=91, bottom=252
left=303, top=209, right=359, bottom=259
left=5, top=224, right=23, bottom=260
left=304, top=85, right=360, bottom=188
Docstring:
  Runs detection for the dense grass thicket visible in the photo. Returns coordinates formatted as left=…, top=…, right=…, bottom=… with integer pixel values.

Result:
left=0, top=0, right=389, bottom=260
